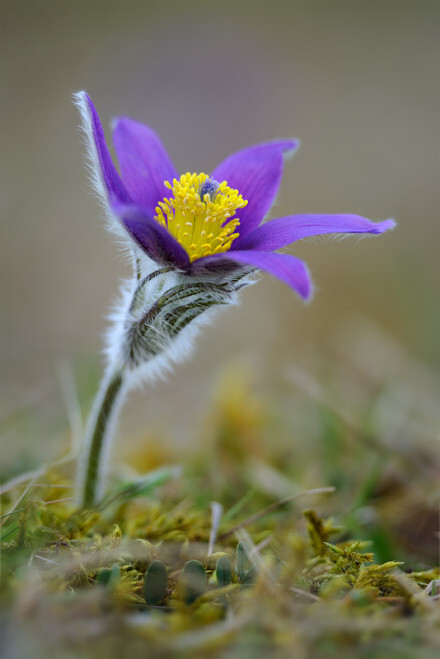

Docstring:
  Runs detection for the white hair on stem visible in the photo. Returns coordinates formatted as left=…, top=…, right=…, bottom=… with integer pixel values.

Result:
left=104, top=267, right=252, bottom=390
left=77, top=255, right=255, bottom=507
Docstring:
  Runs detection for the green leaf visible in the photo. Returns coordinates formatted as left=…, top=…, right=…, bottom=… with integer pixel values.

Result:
left=99, top=466, right=181, bottom=508
left=215, top=556, right=232, bottom=587
left=97, top=562, right=120, bottom=588
left=143, top=560, right=168, bottom=606
left=236, top=541, right=252, bottom=582
left=180, top=560, right=207, bottom=604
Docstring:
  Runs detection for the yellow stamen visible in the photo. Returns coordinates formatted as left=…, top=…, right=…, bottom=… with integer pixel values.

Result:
left=154, top=172, right=247, bottom=262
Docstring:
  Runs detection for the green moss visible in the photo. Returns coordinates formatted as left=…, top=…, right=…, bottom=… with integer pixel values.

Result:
left=1, top=370, right=440, bottom=657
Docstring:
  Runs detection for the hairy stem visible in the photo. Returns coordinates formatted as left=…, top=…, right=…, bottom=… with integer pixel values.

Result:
left=76, top=268, right=252, bottom=508
left=77, top=368, right=125, bottom=508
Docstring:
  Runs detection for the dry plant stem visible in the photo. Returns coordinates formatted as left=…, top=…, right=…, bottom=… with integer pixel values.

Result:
left=78, top=368, right=125, bottom=508
left=217, top=487, right=335, bottom=541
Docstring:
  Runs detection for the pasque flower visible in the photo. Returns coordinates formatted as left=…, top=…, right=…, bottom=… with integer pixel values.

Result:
left=74, top=91, right=395, bottom=507
left=76, top=92, right=394, bottom=301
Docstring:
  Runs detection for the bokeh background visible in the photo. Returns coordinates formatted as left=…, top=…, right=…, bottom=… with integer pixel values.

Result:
left=1, top=0, right=439, bottom=483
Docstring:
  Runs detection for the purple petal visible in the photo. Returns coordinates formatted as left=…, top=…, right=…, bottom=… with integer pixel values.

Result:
left=112, top=117, right=179, bottom=217
left=74, top=92, right=131, bottom=204
left=111, top=202, right=190, bottom=268
left=193, top=250, right=312, bottom=300
left=211, top=140, right=299, bottom=236
left=233, top=215, right=396, bottom=251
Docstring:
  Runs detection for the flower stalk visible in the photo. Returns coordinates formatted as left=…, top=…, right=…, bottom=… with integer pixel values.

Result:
left=78, top=368, right=125, bottom=508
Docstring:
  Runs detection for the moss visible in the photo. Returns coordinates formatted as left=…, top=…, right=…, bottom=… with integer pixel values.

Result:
left=2, top=371, right=440, bottom=657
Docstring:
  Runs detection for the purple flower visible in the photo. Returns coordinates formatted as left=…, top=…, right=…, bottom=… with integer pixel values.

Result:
left=75, top=91, right=395, bottom=301
left=74, top=92, right=397, bottom=507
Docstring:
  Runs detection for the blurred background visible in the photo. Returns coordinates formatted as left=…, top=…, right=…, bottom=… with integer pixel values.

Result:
left=1, top=0, right=439, bottom=520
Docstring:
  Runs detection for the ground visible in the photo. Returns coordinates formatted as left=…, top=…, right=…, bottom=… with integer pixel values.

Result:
left=1, top=367, right=440, bottom=658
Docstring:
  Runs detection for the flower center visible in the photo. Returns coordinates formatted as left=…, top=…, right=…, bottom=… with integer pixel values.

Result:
left=154, top=173, right=247, bottom=262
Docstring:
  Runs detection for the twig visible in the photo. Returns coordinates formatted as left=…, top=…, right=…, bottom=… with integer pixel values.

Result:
left=289, top=587, right=321, bottom=602
left=218, top=486, right=335, bottom=541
